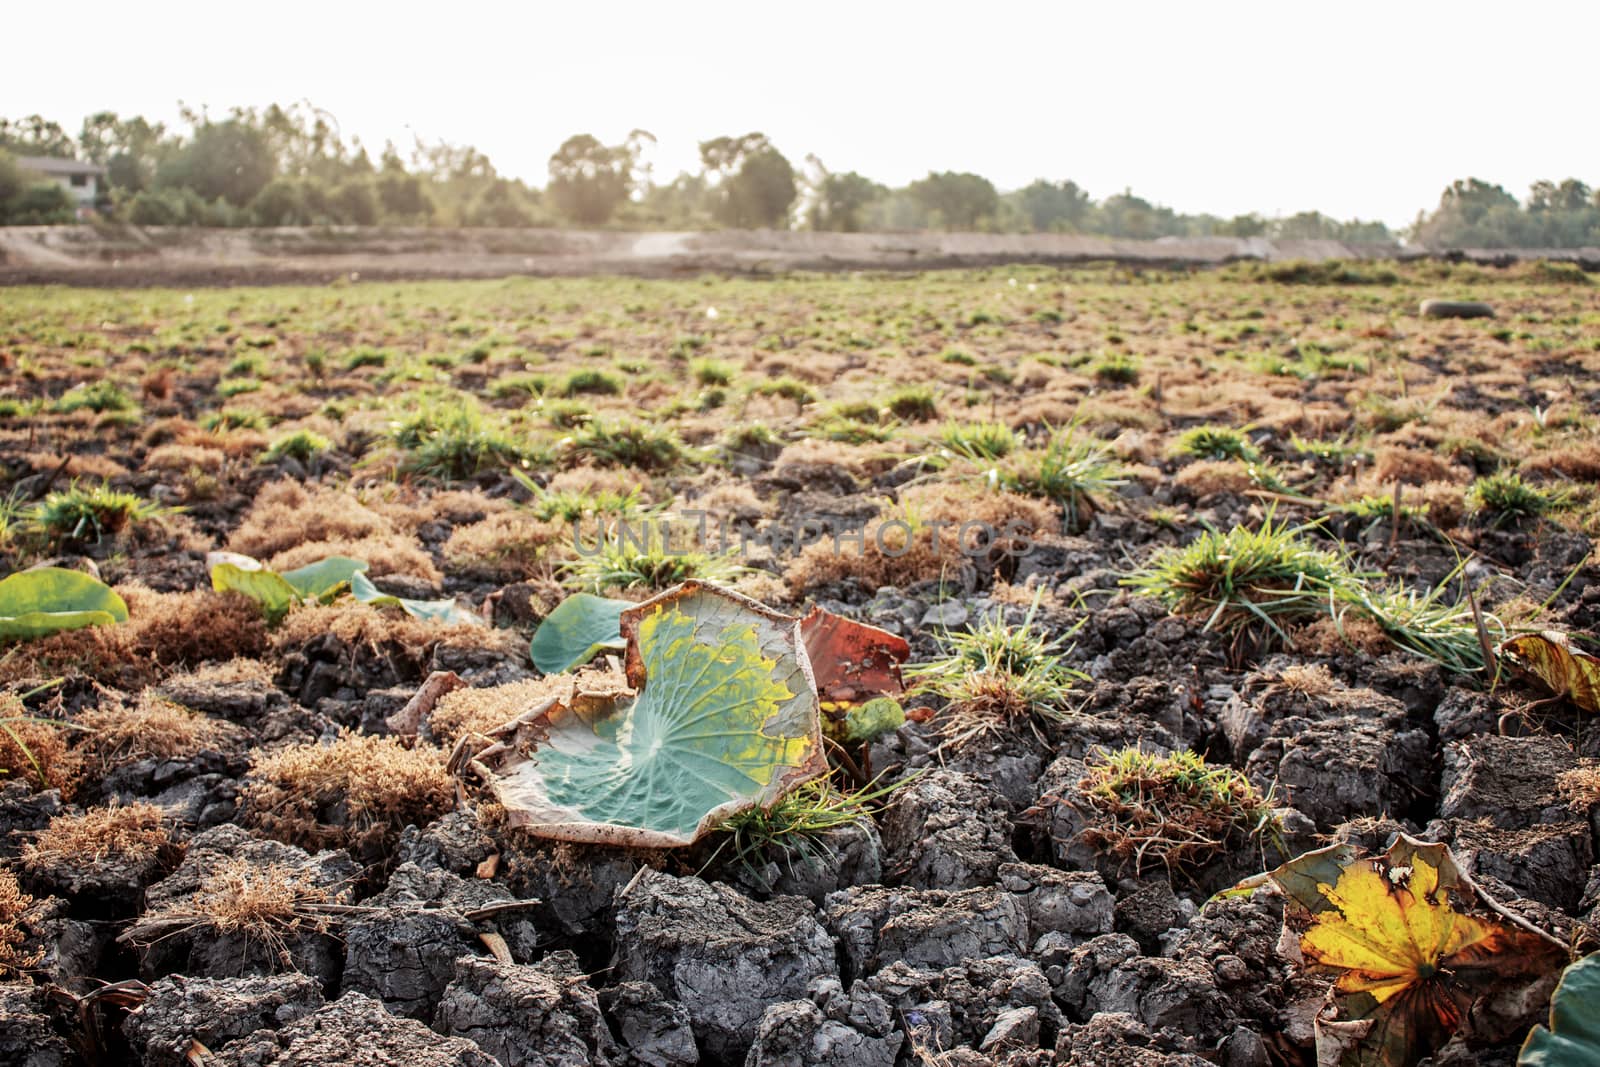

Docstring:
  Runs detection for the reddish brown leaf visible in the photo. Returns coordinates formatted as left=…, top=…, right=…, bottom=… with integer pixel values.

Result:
left=799, top=606, right=910, bottom=705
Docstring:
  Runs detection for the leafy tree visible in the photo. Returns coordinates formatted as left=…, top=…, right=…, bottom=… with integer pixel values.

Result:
left=0, top=151, right=22, bottom=207
left=376, top=146, right=433, bottom=222
left=1215, top=213, right=1268, bottom=237
left=78, top=112, right=169, bottom=194
left=3, top=181, right=76, bottom=224
left=1090, top=190, right=1184, bottom=239
left=331, top=177, right=379, bottom=225
left=908, top=171, right=998, bottom=230
left=156, top=120, right=275, bottom=206
left=548, top=131, right=651, bottom=226
left=1009, top=179, right=1091, bottom=232
left=806, top=163, right=887, bottom=232
left=463, top=178, right=538, bottom=227
left=700, top=133, right=796, bottom=229
left=0, top=115, right=75, bottom=158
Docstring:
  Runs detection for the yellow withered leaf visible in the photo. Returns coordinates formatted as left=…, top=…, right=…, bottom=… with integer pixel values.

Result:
left=1499, top=631, right=1600, bottom=713
left=1251, top=836, right=1569, bottom=1067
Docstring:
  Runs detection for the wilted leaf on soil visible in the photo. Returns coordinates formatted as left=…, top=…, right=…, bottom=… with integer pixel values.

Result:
left=1252, top=835, right=1568, bottom=1067
left=1499, top=631, right=1600, bottom=713
left=208, top=552, right=367, bottom=624
left=798, top=605, right=910, bottom=705
left=527, top=592, right=630, bottom=674
left=465, top=581, right=827, bottom=847
left=0, top=567, right=129, bottom=640
left=1519, top=951, right=1600, bottom=1066
left=349, top=571, right=482, bottom=627
left=798, top=605, right=909, bottom=742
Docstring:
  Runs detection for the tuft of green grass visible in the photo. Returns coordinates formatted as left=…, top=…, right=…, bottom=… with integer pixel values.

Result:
left=691, top=358, right=736, bottom=387
left=28, top=482, right=170, bottom=545
left=1333, top=572, right=1503, bottom=675
left=940, top=420, right=1018, bottom=462
left=343, top=346, right=391, bottom=371
left=1124, top=512, right=1348, bottom=642
left=202, top=408, right=267, bottom=432
left=511, top=469, right=644, bottom=524
left=1092, top=352, right=1141, bottom=384
left=557, top=368, right=624, bottom=398
left=1001, top=426, right=1128, bottom=532
left=884, top=385, right=938, bottom=422
left=709, top=774, right=906, bottom=890
left=562, top=529, right=747, bottom=592
left=262, top=429, right=332, bottom=465
left=393, top=400, right=530, bottom=481
left=1290, top=434, right=1370, bottom=467
left=540, top=399, right=592, bottom=429
left=723, top=422, right=780, bottom=452
left=490, top=373, right=546, bottom=401
left=828, top=400, right=882, bottom=425
left=1327, top=494, right=1432, bottom=538
left=910, top=591, right=1085, bottom=736
left=54, top=380, right=136, bottom=415
left=1171, top=425, right=1260, bottom=463
left=216, top=377, right=264, bottom=398
left=570, top=420, right=684, bottom=472
left=754, top=377, right=815, bottom=406
left=1070, top=747, right=1279, bottom=878
left=1467, top=472, right=1570, bottom=525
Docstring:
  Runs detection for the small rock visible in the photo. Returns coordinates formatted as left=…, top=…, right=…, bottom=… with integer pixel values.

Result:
left=920, top=601, right=970, bottom=630
left=434, top=953, right=617, bottom=1066
left=879, top=770, right=1017, bottom=890
left=979, top=1006, right=1040, bottom=1052
left=123, top=974, right=323, bottom=1067
left=825, top=884, right=1028, bottom=980
left=0, top=983, right=74, bottom=1067
left=613, top=870, right=837, bottom=1062
left=211, top=991, right=497, bottom=1066
left=600, top=982, right=698, bottom=1067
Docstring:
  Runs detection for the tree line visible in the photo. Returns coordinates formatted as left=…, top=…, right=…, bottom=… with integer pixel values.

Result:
left=1, top=105, right=1596, bottom=248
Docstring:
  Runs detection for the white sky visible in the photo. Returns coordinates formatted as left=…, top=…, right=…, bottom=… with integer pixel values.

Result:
left=4, top=0, right=1595, bottom=227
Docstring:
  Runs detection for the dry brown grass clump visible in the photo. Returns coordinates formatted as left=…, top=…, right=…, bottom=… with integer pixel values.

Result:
left=1372, top=446, right=1459, bottom=487
left=271, top=602, right=520, bottom=664
left=1557, top=766, right=1600, bottom=810
left=0, top=693, right=81, bottom=796
left=0, top=869, right=40, bottom=975
left=268, top=532, right=443, bottom=585
left=144, top=444, right=227, bottom=473
left=227, top=479, right=391, bottom=558
left=1276, top=663, right=1337, bottom=696
left=1523, top=441, right=1600, bottom=483
left=77, top=691, right=238, bottom=766
left=443, top=513, right=565, bottom=582
left=1174, top=460, right=1258, bottom=499
left=23, top=801, right=172, bottom=866
left=784, top=485, right=1053, bottom=593
left=428, top=667, right=628, bottom=746
left=245, top=731, right=454, bottom=848
left=1070, top=747, right=1278, bottom=879
left=1291, top=615, right=1390, bottom=657
left=116, top=586, right=270, bottom=669
left=138, top=856, right=334, bottom=968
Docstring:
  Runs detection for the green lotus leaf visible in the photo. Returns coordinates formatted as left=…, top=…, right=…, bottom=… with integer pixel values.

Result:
left=1520, top=952, right=1600, bottom=1067
left=279, top=556, right=369, bottom=600
left=208, top=551, right=367, bottom=624
left=470, top=581, right=827, bottom=847
left=528, top=592, right=630, bottom=674
left=0, top=567, right=129, bottom=640
left=350, top=571, right=482, bottom=627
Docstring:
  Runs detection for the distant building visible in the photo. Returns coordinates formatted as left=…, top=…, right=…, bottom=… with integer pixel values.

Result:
left=15, top=156, right=106, bottom=218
